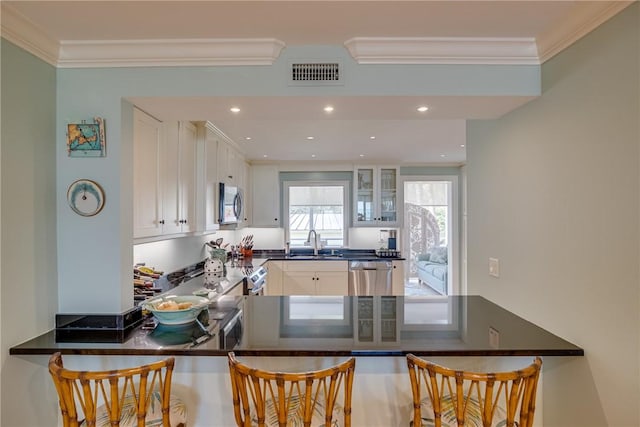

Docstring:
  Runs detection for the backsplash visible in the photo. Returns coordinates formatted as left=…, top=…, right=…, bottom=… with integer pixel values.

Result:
left=133, top=227, right=399, bottom=273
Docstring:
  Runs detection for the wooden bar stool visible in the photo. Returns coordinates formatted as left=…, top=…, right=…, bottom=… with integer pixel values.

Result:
left=406, top=354, right=542, bottom=427
left=227, top=352, right=356, bottom=427
left=48, top=352, right=187, bottom=427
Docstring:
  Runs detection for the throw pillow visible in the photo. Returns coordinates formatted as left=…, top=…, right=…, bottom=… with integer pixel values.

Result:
left=428, top=247, right=448, bottom=264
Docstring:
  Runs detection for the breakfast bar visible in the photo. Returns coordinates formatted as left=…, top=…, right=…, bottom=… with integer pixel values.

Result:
left=9, top=254, right=582, bottom=426
left=9, top=295, right=582, bottom=357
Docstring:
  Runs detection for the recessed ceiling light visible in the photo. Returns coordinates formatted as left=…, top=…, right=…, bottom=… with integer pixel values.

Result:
left=460, top=144, right=465, bottom=148
left=440, top=154, right=446, bottom=158
left=311, top=154, right=316, bottom=158
left=324, top=106, right=334, bottom=113
left=245, top=137, right=252, bottom=141
left=230, top=107, right=241, bottom=113
left=263, top=154, right=268, bottom=158
left=370, top=136, right=376, bottom=140
left=417, top=106, right=429, bottom=113
left=359, top=154, right=365, bottom=157
left=306, top=136, right=315, bottom=140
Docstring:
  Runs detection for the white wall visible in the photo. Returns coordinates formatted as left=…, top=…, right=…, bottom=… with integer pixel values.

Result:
left=466, top=5, right=639, bottom=426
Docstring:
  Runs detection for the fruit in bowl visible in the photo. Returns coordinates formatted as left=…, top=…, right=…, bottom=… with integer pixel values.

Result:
left=143, top=295, right=210, bottom=325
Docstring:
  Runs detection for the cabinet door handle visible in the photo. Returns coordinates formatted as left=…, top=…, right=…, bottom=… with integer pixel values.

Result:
left=159, top=220, right=165, bottom=225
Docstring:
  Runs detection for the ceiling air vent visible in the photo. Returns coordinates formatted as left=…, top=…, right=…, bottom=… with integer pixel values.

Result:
left=289, top=62, right=343, bottom=86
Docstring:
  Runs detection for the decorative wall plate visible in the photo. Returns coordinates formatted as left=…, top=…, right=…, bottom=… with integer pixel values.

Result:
left=67, top=179, right=105, bottom=216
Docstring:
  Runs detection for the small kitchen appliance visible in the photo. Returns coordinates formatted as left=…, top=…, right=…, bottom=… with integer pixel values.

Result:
left=387, top=230, right=397, bottom=250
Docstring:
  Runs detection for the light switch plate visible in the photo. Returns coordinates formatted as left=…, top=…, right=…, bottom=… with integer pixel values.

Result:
left=489, top=327, right=500, bottom=348
left=489, top=257, right=500, bottom=277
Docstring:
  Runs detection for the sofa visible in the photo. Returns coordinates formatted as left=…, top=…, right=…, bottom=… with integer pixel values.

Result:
left=416, top=246, right=448, bottom=294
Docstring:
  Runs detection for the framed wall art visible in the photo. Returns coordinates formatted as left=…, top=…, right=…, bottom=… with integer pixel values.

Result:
left=67, top=117, right=106, bottom=157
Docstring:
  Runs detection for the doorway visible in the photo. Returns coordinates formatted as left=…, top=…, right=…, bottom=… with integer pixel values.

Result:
left=402, top=178, right=458, bottom=295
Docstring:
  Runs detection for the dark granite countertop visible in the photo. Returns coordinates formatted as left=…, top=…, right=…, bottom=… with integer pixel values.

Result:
left=10, top=295, right=583, bottom=357
left=254, top=249, right=405, bottom=261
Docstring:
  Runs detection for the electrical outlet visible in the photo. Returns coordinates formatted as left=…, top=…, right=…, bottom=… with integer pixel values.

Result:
left=489, top=257, right=500, bottom=277
left=489, top=327, right=500, bottom=348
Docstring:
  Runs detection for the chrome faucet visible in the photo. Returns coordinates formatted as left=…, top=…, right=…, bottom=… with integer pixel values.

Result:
left=306, top=229, right=319, bottom=255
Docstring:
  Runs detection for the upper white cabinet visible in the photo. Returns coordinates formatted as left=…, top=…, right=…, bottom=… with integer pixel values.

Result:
left=160, top=121, right=197, bottom=234
left=217, top=138, right=242, bottom=186
left=133, top=108, right=163, bottom=238
left=353, top=166, right=399, bottom=226
left=202, top=123, right=220, bottom=232
left=239, top=160, right=251, bottom=227
left=133, top=108, right=198, bottom=238
left=251, top=164, right=280, bottom=227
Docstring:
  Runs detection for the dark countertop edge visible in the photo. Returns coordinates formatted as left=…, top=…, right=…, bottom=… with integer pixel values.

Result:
left=9, top=347, right=584, bottom=357
left=253, top=249, right=405, bottom=261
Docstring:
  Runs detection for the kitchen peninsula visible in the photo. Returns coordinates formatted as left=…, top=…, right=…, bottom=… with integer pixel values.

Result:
left=9, top=255, right=582, bottom=427
left=10, top=294, right=582, bottom=357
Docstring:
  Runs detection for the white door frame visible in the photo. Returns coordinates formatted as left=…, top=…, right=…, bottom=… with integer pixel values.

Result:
left=399, top=175, right=461, bottom=295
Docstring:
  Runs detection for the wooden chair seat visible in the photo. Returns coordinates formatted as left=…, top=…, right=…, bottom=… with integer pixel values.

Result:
left=92, top=390, right=187, bottom=427
left=48, top=352, right=187, bottom=427
left=254, top=391, right=344, bottom=427
left=407, top=355, right=542, bottom=427
left=228, top=352, right=355, bottom=427
left=413, top=394, right=506, bottom=427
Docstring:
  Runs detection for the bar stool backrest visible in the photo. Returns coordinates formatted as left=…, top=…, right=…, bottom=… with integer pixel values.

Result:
left=228, top=352, right=356, bottom=427
left=48, top=352, right=182, bottom=427
left=406, top=354, right=542, bottom=427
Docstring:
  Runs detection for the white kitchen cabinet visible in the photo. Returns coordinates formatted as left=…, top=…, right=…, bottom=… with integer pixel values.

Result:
left=264, top=261, right=283, bottom=296
left=353, top=166, right=399, bottom=226
left=251, top=164, right=280, bottom=227
left=282, top=261, right=348, bottom=296
left=217, top=139, right=242, bottom=186
left=392, top=260, right=405, bottom=295
left=354, top=296, right=400, bottom=345
left=133, top=108, right=163, bottom=238
left=201, top=123, right=220, bottom=232
left=132, top=110, right=197, bottom=238
left=161, top=121, right=197, bottom=234
left=282, top=271, right=316, bottom=295
left=239, top=160, right=252, bottom=227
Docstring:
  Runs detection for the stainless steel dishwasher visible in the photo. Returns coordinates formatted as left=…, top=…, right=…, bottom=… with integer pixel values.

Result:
left=348, top=260, right=393, bottom=295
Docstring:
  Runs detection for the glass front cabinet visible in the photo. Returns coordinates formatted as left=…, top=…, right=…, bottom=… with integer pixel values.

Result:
left=354, top=296, right=400, bottom=345
left=354, top=166, right=399, bottom=226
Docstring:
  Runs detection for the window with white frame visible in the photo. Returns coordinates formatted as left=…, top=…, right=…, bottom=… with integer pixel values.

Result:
left=284, top=181, right=348, bottom=248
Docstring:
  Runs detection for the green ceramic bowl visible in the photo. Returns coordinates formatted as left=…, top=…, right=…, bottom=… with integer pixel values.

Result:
left=143, top=295, right=210, bottom=325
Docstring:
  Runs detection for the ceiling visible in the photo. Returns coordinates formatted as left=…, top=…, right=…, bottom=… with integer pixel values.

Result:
left=2, top=1, right=631, bottom=164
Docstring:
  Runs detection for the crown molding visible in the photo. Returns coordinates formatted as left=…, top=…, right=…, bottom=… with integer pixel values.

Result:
left=537, top=1, right=633, bottom=63
left=57, top=38, right=286, bottom=68
left=344, top=37, right=539, bottom=65
left=1, top=3, right=285, bottom=68
left=0, top=4, right=59, bottom=66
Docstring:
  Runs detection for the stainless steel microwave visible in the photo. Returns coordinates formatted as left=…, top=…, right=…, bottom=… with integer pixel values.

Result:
left=219, top=182, right=243, bottom=224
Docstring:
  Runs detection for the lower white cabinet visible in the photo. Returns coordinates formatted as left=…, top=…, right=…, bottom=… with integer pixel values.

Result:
left=281, top=261, right=348, bottom=296
left=264, top=261, right=283, bottom=296
left=392, top=260, right=405, bottom=295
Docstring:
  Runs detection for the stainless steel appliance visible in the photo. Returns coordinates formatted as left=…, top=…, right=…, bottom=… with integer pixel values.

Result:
left=348, top=261, right=393, bottom=295
left=219, top=308, right=243, bottom=349
left=244, top=266, right=267, bottom=295
left=218, top=182, right=242, bottom=224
